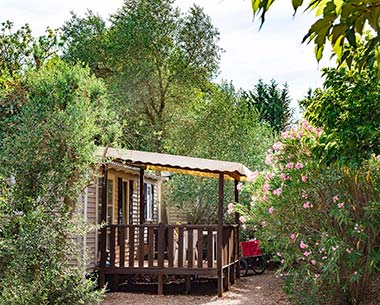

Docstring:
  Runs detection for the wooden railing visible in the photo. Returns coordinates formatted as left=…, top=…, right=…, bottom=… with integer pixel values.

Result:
left=100, top=223, right=238, bottom=272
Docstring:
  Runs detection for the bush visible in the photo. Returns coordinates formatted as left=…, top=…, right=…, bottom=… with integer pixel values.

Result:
left=236, top=121, right=380, bottom=305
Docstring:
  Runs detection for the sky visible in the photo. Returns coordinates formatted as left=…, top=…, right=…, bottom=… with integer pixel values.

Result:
left=0, top=0, right=333, bottom=111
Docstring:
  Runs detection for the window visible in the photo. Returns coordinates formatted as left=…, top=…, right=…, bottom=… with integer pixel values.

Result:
left=97, top=178, right=113, bottom=224
left=144, top=183, right=154, bottom=222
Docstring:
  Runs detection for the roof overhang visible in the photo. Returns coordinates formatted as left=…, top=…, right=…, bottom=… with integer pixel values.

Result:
left=96, top=147, right=253, bottom=181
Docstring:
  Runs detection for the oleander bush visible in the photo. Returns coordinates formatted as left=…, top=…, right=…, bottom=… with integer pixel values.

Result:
left=235, top=121, right=380, bottom=305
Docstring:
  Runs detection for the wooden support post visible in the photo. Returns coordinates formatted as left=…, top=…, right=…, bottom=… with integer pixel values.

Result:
left=99, top=164, right=108, bottom=288
left=234, top=179, right=240, bottom=280
left=185, top=275, right=191, bottom=294
left=217, top=173, right=224, bottom=297
left=157, top=272, right=163, bottom=295
left=139, top=168, right=145, bottom=224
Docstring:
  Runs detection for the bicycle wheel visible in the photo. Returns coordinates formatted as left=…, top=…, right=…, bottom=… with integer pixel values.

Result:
left=239, top=257, right=249, bottom=277
left=252, top=256, right=266, bottom=275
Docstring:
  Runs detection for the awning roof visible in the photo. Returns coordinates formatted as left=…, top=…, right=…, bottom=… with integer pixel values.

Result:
left=96, top=147, right=253, bottom=181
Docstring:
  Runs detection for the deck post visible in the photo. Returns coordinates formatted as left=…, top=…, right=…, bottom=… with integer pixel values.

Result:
left=99, top=163, right=108, bottom=288
left=234, top=179, right=240, bottom=279
left=139, top=168, right=144, bottom=224
left=217, top=173, right=224, bottom=297
left=157, top=272, right=163, bottom=295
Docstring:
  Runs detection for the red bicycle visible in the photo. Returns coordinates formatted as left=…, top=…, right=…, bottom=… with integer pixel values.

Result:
left=239, top=239, right=266, bottom=276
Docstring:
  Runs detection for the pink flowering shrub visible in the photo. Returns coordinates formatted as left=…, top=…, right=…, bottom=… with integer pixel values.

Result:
left=235, top=121, right=380, bottom=305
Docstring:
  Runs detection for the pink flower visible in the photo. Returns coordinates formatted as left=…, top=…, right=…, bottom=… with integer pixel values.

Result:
left=242, top=224, right=247, bottom=230
left=248, top=170, right=258, bottom=182
left=290, top=233, right=296, bottom=240
left=346, top=248, right=353, bottom=254
left=302, top=120, right=309, bottom=129
left=333, top=195, right=339, bottom=203
left=263, top=183, right=270, bottom=193
left=297, top=131, right=304, bottom=139
left=300, top=241, right=308, bottom=249
left=295, top=163, right=303, bottom=169
left=302, top=192, right=308, bottom=199
left=236, top=182, right=243, bottom=191
left=286, top=162, right=294, bottom=169
left=301, top=175, right=307, bottom=182
left=239, top=216, right=246, bottom=223
left=310, top=260, right=317, bottom=265
left=281, top=131, right=290, bottom=139
left=265, top=154, right=273, bottom=165
left=264, top=173, right=272, bottom=181
left=263, top=195, right=268, bottom=202
left=268, top=206, right=274, bottom=214
left=353, top=271, right=358, bottom=275
left=280, top=173, right=287, bottom=181
left=303, top=251, right=312, bottom=257
left=272, top=188, right=282, bottom=196
left=338, top=202, right=345, bottom=209
left=303, top=201, right=311, bottom=209
left=227, top=202, right=234, bottom=214
left=273, top=142, right=283, bottom=151
left=316, top=127, right=323, bottom=137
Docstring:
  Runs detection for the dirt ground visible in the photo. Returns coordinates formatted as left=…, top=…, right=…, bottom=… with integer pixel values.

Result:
left=102, top=271, right=291, bottom=305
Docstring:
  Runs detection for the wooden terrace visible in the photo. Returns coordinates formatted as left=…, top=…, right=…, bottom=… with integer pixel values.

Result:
left=97, top=148, right=252, bottom=297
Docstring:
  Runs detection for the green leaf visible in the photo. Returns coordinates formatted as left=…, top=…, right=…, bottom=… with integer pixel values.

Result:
left=345, top=27, right=357, bottom=49
left=292, top=0, right=304, bottom=12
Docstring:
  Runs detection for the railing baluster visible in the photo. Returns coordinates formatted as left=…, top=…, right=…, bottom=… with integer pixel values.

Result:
left=110, top=226, right=116, bottom=267
left=178, top=227, right=184, bottom=268
left=138, top=225, right=144, bottom=268
left=148, top=226, right=154, bottom=267
left=207, top=228, right=213, bottom=268
left=197, top=228, right=203, bottom=268
left=119, top=227, right=125, bottom=267
left=188, top=228, right=193, bottom=268
left=129, top=226, right=135, bottom=268
left=158, top=223, right=165, bottom=268
left=168, top=226, right=174, bottom=268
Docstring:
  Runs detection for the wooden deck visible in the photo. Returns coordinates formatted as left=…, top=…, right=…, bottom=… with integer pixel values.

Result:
left=98, top=223, right=240, bottom=294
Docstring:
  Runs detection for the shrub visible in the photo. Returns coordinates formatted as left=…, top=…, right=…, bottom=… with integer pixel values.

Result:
left=235, top=121, right=380, bottom=305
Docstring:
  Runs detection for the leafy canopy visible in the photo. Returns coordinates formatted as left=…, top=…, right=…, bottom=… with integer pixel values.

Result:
left=301, top=44, right=380, bottom=166
left=62, top=0, right=222, bottom=152
left=251, top=0, right=380, bottom=69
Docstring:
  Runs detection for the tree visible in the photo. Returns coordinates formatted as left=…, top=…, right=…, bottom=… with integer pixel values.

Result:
left=0, top=21, right=60, bottom=77
left=165, top=82, right=273, bottom=223
left=251, top=0, right=380, bottom=69
left=61, top=11, right=111, bottom=78
left=62, top=0, right=222, bottom=152
left=244, top=79, right=293, bottom=134
left=0, top=59, right=119, bottom=304
left=300, top=62, right=380, bottom=165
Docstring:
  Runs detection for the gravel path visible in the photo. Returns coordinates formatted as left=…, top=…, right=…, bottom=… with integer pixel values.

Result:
left=102, top=271, right=291, bottom=305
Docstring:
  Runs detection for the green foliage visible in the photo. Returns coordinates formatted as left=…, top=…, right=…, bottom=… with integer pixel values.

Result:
left=0, top=21, right=61, bottom=77
left=165, top=83, right=273, bottom=223
left=301, top=57, right=380, bottom=165
left=251, top=0, right=380, bottom=69
left=62, top=11, right=111, bottom=78
left=243, top=79, right=293, bottom=134
left=236, top=121, right=380, bottom=305
left=63, top=0, right=222, bottom=152
left=0, top=59, right=118, bottom=304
